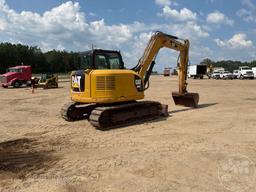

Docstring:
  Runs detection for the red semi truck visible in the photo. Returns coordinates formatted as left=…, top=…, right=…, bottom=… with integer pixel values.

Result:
left=0, top=65, right=32, bottom=88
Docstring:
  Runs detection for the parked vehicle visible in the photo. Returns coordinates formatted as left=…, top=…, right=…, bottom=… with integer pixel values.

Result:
left=0, top=65, right=32, bottom=88
left=34, top=73, right=58, bottom=89
left=188, top=65, right=207, bottom=79
left=233, top=70, right=239, bottom=79
left=252, top=67, right=256, bottom=78
left=211, top=71, right=221, bottom=79
left=213, top=67, right=224, bottom=72
left=163, top=67, right=171, bottom=76
left=220, top=71, right=234, bottom=80
left=238, top=66, right=254, bottom=79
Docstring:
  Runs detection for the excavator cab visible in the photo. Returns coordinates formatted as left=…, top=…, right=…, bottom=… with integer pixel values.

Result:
left=80, top=50, right=124, bottom=70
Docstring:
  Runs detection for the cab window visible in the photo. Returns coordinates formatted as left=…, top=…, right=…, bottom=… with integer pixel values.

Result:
left=95, top=55, right=108, bottom=69
left=9, top=68, right=22, bottom=73
left=109, top=57, right=121, bottom=69
left=81, top=55, right=92, bottom=69
left=108, top=52, right=123, bottom=69
left=95, top=52, right=123, bottom=69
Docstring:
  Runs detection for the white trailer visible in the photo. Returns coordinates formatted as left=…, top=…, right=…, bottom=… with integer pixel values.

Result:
left=252, top=67, right=256, bottom=78
left=188, top=65, right=207, bottom=79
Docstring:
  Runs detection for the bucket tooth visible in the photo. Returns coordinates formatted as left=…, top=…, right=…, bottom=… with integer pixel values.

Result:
left=172, top=92, right=199, bottom=108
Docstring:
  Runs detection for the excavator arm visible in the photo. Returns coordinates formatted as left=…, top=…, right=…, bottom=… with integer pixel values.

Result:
left=135, top=31, right=199, bottom=107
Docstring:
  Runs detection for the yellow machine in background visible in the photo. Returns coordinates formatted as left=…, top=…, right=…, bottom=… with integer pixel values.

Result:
left=61, top=31, right=199, bottom=130
left=33, top=73, right=58, bottom=89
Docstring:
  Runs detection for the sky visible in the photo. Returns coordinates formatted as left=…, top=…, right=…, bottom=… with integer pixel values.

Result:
left=0, top=0, right=256, bottom=71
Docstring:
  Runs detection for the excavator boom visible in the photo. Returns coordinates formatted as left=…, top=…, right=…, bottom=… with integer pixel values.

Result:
left=135, top=31, right=199, bottom=107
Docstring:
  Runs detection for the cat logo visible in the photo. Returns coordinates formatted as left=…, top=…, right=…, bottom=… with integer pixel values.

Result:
left=72, top=75, right=82, bottom=89
left=134, top=75, right=143, bottom=92
left=135, top=79, right=142, bottom=88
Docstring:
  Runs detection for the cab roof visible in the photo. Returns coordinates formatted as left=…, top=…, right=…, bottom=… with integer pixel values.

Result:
left=9, top=65, right=31, bottom=69
left=79, top=49, right=120, bottom=56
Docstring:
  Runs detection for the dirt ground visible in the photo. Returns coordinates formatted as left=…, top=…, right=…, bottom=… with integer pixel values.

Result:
left=0, top=76, right=256, bottom=192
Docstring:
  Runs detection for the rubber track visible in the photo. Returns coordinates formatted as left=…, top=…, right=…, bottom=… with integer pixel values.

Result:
left=61, top=102, right=96, bottom=121
left=89, top=101, right=163, bottom=130
left=61, top=101, right=77, bottom=121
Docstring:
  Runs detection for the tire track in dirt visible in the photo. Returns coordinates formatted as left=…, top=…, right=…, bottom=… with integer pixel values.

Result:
left=0, top=138, right=58, bottom=182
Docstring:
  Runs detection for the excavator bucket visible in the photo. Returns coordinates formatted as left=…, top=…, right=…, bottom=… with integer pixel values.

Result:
left=172, top=92, right=199, bottom=108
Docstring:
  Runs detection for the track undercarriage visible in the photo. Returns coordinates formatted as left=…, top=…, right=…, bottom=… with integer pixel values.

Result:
left=61, top=101, right=168, bottom=130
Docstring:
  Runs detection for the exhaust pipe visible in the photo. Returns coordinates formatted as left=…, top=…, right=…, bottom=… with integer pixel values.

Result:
left=172, top=92, right=199, bottom=108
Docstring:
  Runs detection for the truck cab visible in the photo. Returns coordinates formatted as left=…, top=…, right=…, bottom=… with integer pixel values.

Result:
left=238, top=66, right=254, bottom=79
left=252, top=68, right=256, bottom=78
left=211, top=71, right=221, bottom=79
left=0, top=65, right=32, bottom=88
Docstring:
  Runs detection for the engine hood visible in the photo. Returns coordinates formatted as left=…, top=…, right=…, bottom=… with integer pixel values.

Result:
left=242, top=70, right=253, bottom=73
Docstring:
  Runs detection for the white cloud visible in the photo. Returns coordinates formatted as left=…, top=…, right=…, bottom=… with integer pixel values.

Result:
left=236, top=0, right=256, bottom=24
left=171, top=21, right=209, bottom=38
left=0, top=19, right=6, bottom=30
left=160, top=6, right=197, bottom=21
left=236, top=8, right=255, bottom=22
left=214, top=39, right=226, bottom=47
left=88, top=19, right=133, bottom=46
left=89, top=12, right=96, bottom=17
left=237, top=0, right=256, bottom=24
left=206, top=11, right=234, bottom=26
left=214, top=33, right=253, bottom=49
left=155, top=0, right=171, bottom=6
left=0, top=0, right=135, bottom=51
left=128, top=21, right=209, bottom=40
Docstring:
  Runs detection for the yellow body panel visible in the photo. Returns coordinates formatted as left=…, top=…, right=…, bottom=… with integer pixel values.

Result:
left=71, top=69, right=144, bottom=103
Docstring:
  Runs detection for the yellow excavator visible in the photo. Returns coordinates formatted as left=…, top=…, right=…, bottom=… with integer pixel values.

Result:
left=61, top=31, right=199, bottom=130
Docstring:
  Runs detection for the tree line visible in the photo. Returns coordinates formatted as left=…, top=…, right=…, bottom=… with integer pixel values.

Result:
left=1, top=43, right=256, bottom=74
left=0, top=43, right=81, bottom=74
left=200, top=58, right=256, bottom=72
